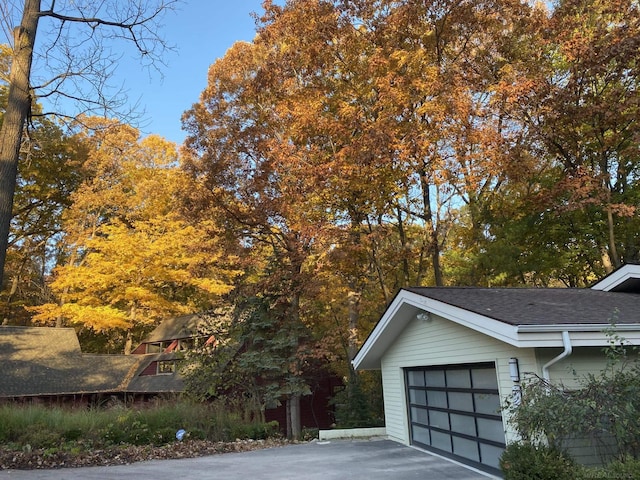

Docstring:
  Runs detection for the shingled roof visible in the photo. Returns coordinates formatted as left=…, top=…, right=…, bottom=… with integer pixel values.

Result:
left=0, top=326, right=144, bottom=398
left=354, top=264, right=640, bottom=370
left=405, top=287, right=640, bottom=327
left=142, top=314, right=203, bottom=343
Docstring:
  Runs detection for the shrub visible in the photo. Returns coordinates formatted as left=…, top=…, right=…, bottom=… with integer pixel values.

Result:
left=582, top=457, right=640, bottom=480
left=500, top=442, right=578, bottom=480
left=331, top=372, right=384, bottom=428
left=503, top=328, right=640, bottom=463
left=0, top=399, right=284, bottom=452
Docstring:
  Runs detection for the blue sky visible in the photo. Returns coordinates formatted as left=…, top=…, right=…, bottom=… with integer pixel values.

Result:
left=129, top=1, right=266, bottom=144
left=0, top=1, right=268, bottom=145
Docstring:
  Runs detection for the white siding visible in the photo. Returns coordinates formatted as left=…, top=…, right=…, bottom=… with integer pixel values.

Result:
left=380, top=314, right=538, bottom=445
left=535, top=347, right=614, bottom=389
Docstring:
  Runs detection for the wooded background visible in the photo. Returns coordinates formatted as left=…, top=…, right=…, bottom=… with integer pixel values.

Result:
left=0, top=0, right=638, bottom=415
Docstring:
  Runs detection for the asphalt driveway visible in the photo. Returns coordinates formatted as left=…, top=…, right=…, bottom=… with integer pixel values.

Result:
left=0, top=439, right=494, bottom=479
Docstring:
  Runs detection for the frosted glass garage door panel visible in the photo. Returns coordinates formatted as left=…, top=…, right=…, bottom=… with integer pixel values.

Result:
left=480, top=444, right=505, bottom=470
left=474, top=393, right=500, bottom=415
left=471, top=368, right=499, bottom=389
left=407, top=370, right=425, bottom=386
left=431, top=431, right=452, bottom=453
left=453, top=436, right=480, bottom=463
left=427, top=390, right=447, bottom=408
left=446, top=369, right=471, bottom=388
left=412, top=425, right=430, bottom=445
left=411, top=407, right=428, bottom=425
left=409, top=389, right=427, bottom=406
left=448, top=392, right=473, bottom=412
left=477, top=418, right=505, bottom=443
left=428, top=410, right=450, bottom=431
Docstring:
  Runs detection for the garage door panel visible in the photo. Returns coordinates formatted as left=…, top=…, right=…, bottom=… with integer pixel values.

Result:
left=448, top=391, right=473, bottom=411
left=450, top=413, right=477, bottom=436
left=412, top=425, right=430, bottom=445
left=480, top=444, right=504, bottom=470
left=409, top=389, right=427, bottom=405
left=411, top=407, right=428, bottom=424
left=425, top=370, right=445, bottom=387
left=408, top=370, right=425, bottom=386
left=474, top=393, right=500, bottom=415
left=431, top=431, right=452, bottom=452
left=453, top=436, right=480, bottom=462
left=428, top=409, right=449, bottom=430
left=427, top=390, right=446, bottom=408
left=477, top=418, right=505, bottom=443
left=406, top=363, right=505, bottom=474
left=446, top=369, right=471, bottom=388
left=472, top=368, right=499, bottom=389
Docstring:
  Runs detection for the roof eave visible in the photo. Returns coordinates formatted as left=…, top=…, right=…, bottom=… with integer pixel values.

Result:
left=353, top=290, right=640, bottom=371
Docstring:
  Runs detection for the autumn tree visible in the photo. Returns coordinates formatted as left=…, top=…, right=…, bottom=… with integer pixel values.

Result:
left=32, top=122, right=238, bottom=353
left=474, top=0, right=640, bottom=284
left=0, top=43, right=88, bottom=322
left=537, top=0, right=640, bottom=271
left=0, top=0, right=176, bottom=290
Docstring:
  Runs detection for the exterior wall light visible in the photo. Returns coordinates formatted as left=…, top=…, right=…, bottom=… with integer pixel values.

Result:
left=509, top=357, right=520, bottom=382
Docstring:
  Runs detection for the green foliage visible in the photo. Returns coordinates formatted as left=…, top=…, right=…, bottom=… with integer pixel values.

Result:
left=503, top=330, right=640, bottom=475
left=505, top=333, right=640, bottom=459
left=331, top=371, right=384, bottom=429
left=229, top=421, right=280, bottom=441
left=183, top=296, right=311, bottom=420
left=584, top=457, right=640, bottom=479
left=0, top=400, right=283, bottom=452
left=500, top=442, right=578, bottom=480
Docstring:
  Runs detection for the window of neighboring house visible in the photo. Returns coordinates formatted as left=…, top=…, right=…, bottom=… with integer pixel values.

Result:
left=146, top=342, right=162, bottom=353
left=157, top=360, right=176, bottom=375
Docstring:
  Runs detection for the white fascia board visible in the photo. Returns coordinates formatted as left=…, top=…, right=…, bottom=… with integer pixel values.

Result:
left=517, top=324, right=640, bottom=347
left=352, top=291, right=414, bottom=370
left=404, top=292, right=521, bottom=346
left=353, top=290, right=523, bottom=371
left=591, top=264, right=640, bottom=291
left=516, top=323, right=640, bottom=333
left=353, top=289, right=640, bottom=371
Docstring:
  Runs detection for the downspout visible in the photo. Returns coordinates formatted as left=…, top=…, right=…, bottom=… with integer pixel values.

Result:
left=542, top=331, right=572, bottom=382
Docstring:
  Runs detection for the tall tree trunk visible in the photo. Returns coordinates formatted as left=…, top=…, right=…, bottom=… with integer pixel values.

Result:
left=606, top=204, right=620, bottom=269
left=288, top=394, right=301, bottom=441
left=0, top=0, right=40, bottom=288
left=418, top=167, right=443, bottom=286
left=288, top=268, right=303, bottom=440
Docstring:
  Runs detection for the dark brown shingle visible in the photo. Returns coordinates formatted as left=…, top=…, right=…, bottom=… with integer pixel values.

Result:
left=406, top=287, right=640, bottom=326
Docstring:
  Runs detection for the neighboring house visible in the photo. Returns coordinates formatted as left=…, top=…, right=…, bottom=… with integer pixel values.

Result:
left=0, top=326, right=143, bottom=403
left=130, top=313, right=217, bottom=393
left=0, top=315, right=211, bottom=404
left=353, top=264, right=640, bottom=476
left=1, top=312, right=339, bottom=433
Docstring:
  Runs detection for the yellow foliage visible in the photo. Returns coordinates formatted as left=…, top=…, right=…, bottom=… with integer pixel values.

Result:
left=47, top=121, right=241, bottom=336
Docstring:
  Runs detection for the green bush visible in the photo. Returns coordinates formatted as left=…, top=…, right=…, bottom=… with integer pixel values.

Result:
left=331, top=372, right=384, bottom=428
left=503, top=330, right=640, bottom=463
left=500, top=442, right=578, bottom=480
left=17, top=424, right=61, bottom=449
left=581, top=457, right=640, bottom=479
left=0, top=400, right=284, bottom=451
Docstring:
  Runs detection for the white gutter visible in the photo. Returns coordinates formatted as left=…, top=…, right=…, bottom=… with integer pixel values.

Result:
left=516, top=324, right=640, bottom=333
left=542, top=331, right=572, bottom=382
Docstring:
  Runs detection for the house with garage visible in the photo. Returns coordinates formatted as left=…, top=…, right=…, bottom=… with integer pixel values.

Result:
left=353, top=264, right=640, bottom=476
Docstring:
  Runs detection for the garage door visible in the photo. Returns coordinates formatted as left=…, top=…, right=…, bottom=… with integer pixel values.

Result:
left=406, top=363, right=505, bottom=473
